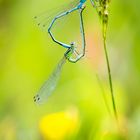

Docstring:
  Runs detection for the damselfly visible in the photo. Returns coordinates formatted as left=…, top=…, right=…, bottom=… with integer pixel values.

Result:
left=33, top=7, right=86, bottom=104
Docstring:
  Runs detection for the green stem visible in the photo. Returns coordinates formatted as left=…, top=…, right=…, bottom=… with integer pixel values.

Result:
left=103, top=26, right=118, bottom=121
left=96, top=74, right=111, bottom=116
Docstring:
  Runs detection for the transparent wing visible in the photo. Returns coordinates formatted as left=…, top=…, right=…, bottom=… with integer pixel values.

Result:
left=33, top=0, right=80, bottom=29
left=34, top=56, right=66, bottom=104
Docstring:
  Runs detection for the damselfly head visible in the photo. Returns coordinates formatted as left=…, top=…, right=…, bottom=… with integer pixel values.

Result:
left=70, top=42, right=76, bottom=52
left=81, top=4, right=86, bottom=10
left=70, top=42, right=75, bottom=46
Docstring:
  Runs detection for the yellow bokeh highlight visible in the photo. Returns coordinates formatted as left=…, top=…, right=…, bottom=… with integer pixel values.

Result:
left=39, top=108, right=79, bottom=140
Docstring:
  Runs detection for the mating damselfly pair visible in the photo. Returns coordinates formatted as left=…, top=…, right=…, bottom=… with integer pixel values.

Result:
left=33, top=0, right=118, bottom=121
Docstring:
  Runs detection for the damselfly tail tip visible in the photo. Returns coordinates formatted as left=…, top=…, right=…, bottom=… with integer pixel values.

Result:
left=33, top=94, right=40, bottom=102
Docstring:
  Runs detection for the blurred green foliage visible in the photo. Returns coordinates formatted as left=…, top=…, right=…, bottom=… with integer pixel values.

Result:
left=0, top=0, right=140, bottom=140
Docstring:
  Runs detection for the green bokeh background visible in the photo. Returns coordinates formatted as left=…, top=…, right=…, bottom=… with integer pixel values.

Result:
left=0, top=0, right=140, bottom=140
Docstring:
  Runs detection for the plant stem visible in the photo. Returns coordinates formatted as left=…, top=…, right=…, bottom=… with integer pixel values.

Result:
left=102, top=24, right=118, bottom=122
